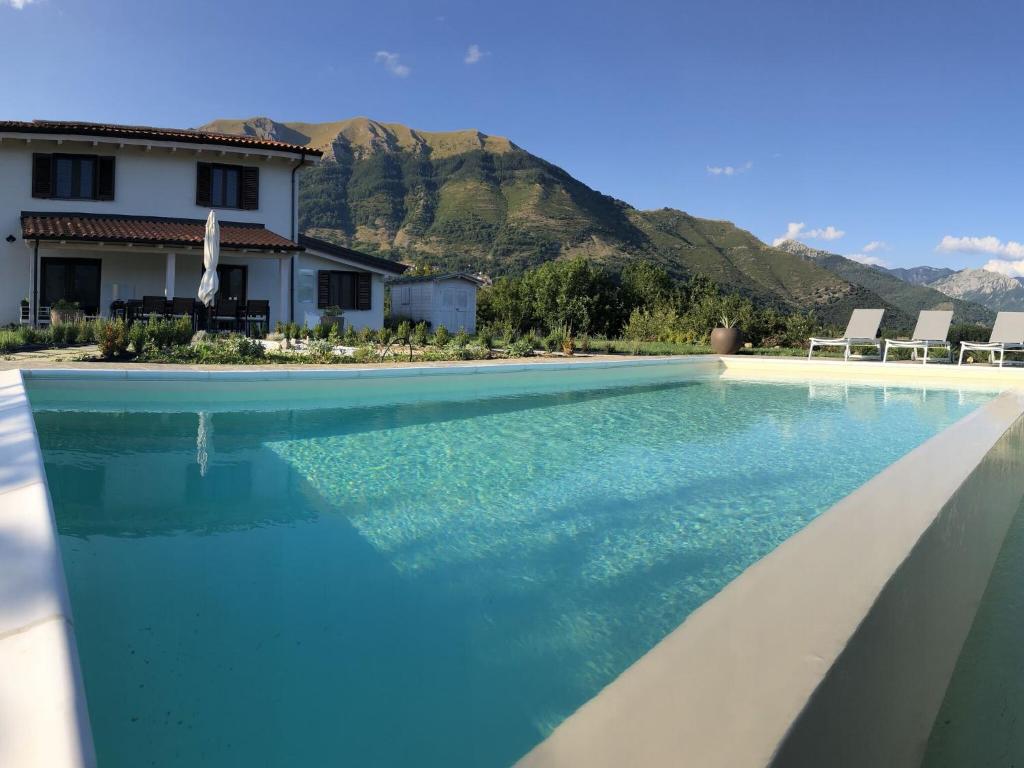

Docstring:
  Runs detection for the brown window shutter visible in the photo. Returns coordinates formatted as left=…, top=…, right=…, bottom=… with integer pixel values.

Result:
left=97, top=157, right=115, bottom=200
left=196, top=162, right=212, bottom=206
left=317, top=271, right=330, bottom=308
left=32, top=154, right=52, bottom=198
left=241, top=166, right=259, bottom=210
left=356, top=273, right=371, bottom=310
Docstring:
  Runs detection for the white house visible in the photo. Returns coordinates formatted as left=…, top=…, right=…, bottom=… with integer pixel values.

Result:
left=0, top=120, right=404, bottom=331
left=297, top=235, right=407, bottom=330
left=388, top=274, right=483, bottom=334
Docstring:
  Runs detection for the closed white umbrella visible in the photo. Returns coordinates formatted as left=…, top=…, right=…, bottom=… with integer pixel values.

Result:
left=198, top=211, right=220, bottom=308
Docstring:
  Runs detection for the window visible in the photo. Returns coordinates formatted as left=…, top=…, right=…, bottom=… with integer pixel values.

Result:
left=318, top=270, right=371, bottom=310
left=196, top=163, right=259, bottom=210
left=32, top=154, right=115, bottom=200
left=398, top=286, right=410, bottom=305
left=40, top=258, right=102, bottom=315
left=297, top=270, right=316, bottom=304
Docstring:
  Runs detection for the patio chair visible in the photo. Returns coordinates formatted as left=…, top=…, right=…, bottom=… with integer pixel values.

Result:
left=213, top=298, right=239, bottom=332
left=141, top=295, right=168, bottom=317
left=882, top=310, right=953, bottom=364
left=958, top=312, right=1024, bottom=367
left=808, top=309, right=885, bottom=361
left=243, top=300, right=269, bottom=337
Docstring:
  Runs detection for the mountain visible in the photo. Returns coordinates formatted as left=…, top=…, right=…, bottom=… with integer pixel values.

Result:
left=927, top=268, right=1024, bottom=312
left=204, top=117, right=901, bottom=323
left=775, top=241, right=993, bottom=326
left=885, top=266, right=957, bottom=285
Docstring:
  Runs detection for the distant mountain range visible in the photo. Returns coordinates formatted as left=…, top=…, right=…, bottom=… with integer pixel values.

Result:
left=923, top=268, right=1024, bottom=311
left=775, top=241, right=993, bottom=326
left=884, top=266, right=956, bottom=286
left=204, top=116, right=1000, bottom=327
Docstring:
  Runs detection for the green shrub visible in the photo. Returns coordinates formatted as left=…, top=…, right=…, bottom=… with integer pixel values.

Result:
left=432, top=325, right=450, bottom=346
left=98, top=318, right=129, bottom=359
left=352, top=344, right=377, bottom=363
left=396, top=320, right=412, bottom=343
left=128, top=321, right=147, bottom=354
left=78, top=320, right=97, bottom=345
left=412, top=321, right=429, bottom=346
left=0, top=330, right=17, bottom=354
left=950, top=323, right=990, bottom=349
left=358, top=326, right=376, bottom=344
left=453, top=328, right=470, bottom=348
left=507, top=338, right=534, bottom=357
left=305, top=338, right=336, bottom=363
left=343, top=325, right=358, bottom=345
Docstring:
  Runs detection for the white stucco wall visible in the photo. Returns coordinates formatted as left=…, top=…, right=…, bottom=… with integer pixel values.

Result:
left=0, top=134, right=305, bottom=325
left=294, top=251, right=387, bottom=331
left=390, top=279, right=477, bottom=333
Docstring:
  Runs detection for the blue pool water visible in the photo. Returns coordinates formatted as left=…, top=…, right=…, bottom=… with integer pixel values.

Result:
left=29, top=367, right=993, bottom=767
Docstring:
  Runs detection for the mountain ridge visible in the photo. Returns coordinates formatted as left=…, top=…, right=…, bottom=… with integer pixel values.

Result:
left=202, top=116, right=982, bottom=327
left=775, top=241, right=993, bottom=325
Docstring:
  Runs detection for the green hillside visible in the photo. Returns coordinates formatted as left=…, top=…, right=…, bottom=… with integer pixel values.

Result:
left=203, top=116, right=903, bottom=324
left=776, top=241, right=994, bottom=326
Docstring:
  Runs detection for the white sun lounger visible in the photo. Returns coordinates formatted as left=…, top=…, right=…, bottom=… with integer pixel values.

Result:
left=882, top=310, right=953, bottom=364
left=808, top=309, right=885, bottom=361
left=958, top=312, right=1024, bottom=367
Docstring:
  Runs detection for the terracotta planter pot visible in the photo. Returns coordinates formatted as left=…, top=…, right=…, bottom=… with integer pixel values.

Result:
left=710, top=326, right=743, bottom=355
left=50, top=309, right=84, bottom=326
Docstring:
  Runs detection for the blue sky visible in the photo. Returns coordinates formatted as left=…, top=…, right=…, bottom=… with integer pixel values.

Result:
left=3, top=0, right=1023, bottom=272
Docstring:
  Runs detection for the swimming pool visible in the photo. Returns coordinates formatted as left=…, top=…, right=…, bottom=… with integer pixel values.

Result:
left=27, top=364, right=995, bottom=767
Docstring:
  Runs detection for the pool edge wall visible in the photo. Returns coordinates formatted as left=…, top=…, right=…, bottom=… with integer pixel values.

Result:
left=518, top=380, right=1024, bottom=768
left=0, top=369, right=97, bottom=768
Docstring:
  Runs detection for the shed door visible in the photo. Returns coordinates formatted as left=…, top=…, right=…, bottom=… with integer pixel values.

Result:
left=438, top=286, right=470, bottom=332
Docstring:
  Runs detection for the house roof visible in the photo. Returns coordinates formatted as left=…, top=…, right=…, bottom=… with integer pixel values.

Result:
left=387, top=272, right=485, bottom=286
left=21, top=212, right=303, bottom=251
left=0, top=120, right=321, bottom=157
left=298, top=234, right=407, bottom=275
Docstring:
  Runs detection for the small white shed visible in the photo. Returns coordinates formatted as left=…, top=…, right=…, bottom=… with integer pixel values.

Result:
left=388, top=274, right=483, bottom=334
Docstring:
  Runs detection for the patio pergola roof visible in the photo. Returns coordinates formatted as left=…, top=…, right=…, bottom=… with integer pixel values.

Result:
left=21, top=212, right=303, bottom=252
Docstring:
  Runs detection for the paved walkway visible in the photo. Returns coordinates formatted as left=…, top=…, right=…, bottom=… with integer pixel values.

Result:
left=0, top=349, right=650, bottom=372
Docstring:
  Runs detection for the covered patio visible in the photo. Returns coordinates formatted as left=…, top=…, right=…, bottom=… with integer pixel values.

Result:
left=19, top=212, right=301, bottom=330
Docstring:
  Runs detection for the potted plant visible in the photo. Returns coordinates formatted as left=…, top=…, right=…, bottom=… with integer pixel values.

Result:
left=710, top=314, right=743, bottom=355
left=322, top=305, right=345, bottom=333
left=50, top=299, right=84, bottom=326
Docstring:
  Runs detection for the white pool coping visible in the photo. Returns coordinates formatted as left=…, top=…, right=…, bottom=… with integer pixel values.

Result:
left=5, top=355, right=1024, bottom=767
left=0, top=369, right=96, bottom=768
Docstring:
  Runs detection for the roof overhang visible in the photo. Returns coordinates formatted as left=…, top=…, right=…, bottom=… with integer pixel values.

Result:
left=21, top=212, right=304, bottom=253
left=298, top=234, right=407, bottom=275
left=0, top=121, right=322, bottom=162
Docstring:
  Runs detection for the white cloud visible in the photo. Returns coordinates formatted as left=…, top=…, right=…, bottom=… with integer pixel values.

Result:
left=982, top=259, right=1024, bottom=278
left=862, top=240, right=887, bottom=253
left=847, top=253, right=889, bottom=268
left=707, top=160, right=753, bottom=176
left=771, top=221, right=845, bottom=246
left=4, top=0, right=37, bottom=8
left=772, top=222, right=806, bottom=246
left=806, top=225, right=845, bottom=241
left=464, top=44, right=488, bottom=64
left=936, top=234, right=1024, bottom=259
left=374, top=51, right=411, bottom=78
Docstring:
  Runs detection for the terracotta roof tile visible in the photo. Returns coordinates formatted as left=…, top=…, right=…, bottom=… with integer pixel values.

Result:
left=0, top=120, right=321, bottom=156
left=21, top=212, right=303, bottom=251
